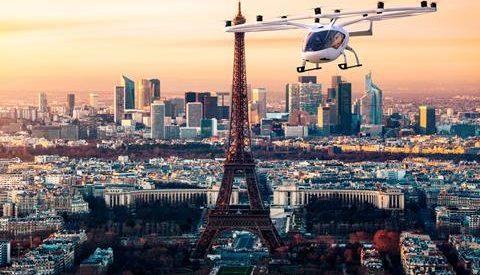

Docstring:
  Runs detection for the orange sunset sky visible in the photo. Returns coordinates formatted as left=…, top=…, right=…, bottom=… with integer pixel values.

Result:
left=1, top=0, right=480, bottom=98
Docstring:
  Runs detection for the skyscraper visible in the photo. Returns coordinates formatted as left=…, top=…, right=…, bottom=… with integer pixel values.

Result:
left=114, top=86, right=125, bottom=124
left=149, top=79, right=161, bottom=101
left=67, top=94, right=75, bottom=117
left=164, top=98, right=185, bottom=118
left=185, top=92, right=197, bottom=105
left=360, top=73, right=383, bottom=125
left=197, top=92, right=211, bottom=105
left=327, top=88, right=336, bottom=101
left=89, top=93, right=98, bottom=108
left=0, top=240, right=11, bottom=266
left=317, top=105, right=331, bottom=135
left=216, top=92, right=231, bottom=120
left=38, top=92, right=48, bottom=113
left=419, top=105, right=436, bottom=135
left=331, top=75, right=342, bottom=91
left=203, top=95, right=218, bottom=119
left=248, top=101, right=260, bottom=125
left=216, top=92, right=231, bottom=107
left=135, top=79, right=152, bottom=110
left=186, top=102, right=203, bottom=128
left=285, top=84, right=290, bottom=113
left=151, top=102, right=165, bottom=139
left=286, top=81, right=322, bottom=123
left=121, top=75, right=135, bottom=110
left=252, top=88, right=267, bottom=120
left=200, top=118, right=218, bottom=138
left=298, top=76, right=317, bottom=84
left=337, top=82, right=352, bottom=135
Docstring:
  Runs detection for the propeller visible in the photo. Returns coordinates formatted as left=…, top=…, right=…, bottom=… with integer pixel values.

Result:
left=377, top=1, right=385, bottom=14
left=308, top=6, right=328, bottom=23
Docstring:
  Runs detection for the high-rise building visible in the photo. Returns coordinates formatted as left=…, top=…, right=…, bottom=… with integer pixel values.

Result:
left=114, top=86, right=125, bottom=124
left=185, top=92, right=197, bottom=105
left=337, top=82, right=352, bottom=135
left=89, top=93, right=98, bottom=108
left=327, top=88, right=336, bottom=101
left=216, top=92, right=231, bottom=107
left=252, top=88, right=267, bottom=120
left=164, top=99, right=175, bottom=118
left=203, top=95, right=218, bottom=119
left=200, top=118, right=218, bottom=138
left=164, top=99, right=185, bottom=118
left=331, top=75, right=342, bottom=91
left=197, top=92, right=211, bottom=105
left=149, top=79, right=161, bottom=101
left=135, top=79, right=152, bottom=110
left=260, top=118, right=273, bottom=136
left=298, top=76, right=317, bottom=84
left=360, top=73, right=383, bottom=125
left=249, top=101, right=260, bottom=125
left=165, top=125, right=180, bottom=140
left=186, top=102, right=203, bottom=128
left=171, top=98, right=185, bottom=118
left=317, top=105, right=331, bottom=135
left=285, top=84, right=290, bottom=113
left=39, top=92, right=48, bottom=113
left=0, top=240, right=11, bottom=266
left=67, top=94, right=75, bottom=116
left=151, top=102, right=165, bottom=139
left=217, top=106, right=230, bottom=120
left=419, top=105, right=436, bottom=135
left=286, top=81, right=322, bottom=123
left=121, top=75, right=135, bottom=110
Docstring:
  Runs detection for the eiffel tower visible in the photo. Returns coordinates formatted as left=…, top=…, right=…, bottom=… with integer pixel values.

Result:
left=190, top=2, right=283, bottom=260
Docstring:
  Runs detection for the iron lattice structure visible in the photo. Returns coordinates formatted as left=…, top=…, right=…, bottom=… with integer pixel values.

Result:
left=191, top=2, right=283, bottom=260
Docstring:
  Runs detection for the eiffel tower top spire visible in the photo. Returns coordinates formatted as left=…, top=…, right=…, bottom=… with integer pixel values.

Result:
left=234, top=1, right=246, bottom=25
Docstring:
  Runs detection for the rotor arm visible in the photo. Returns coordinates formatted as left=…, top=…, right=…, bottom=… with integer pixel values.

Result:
left=339, top=8, right=435, bottom=27
left=226, top=20, right=315, bottom=33
left=349, top=21, right=373, bottom=37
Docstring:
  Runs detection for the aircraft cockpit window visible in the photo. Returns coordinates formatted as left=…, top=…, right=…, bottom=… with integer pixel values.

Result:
left=304, top=30, right=345, bottom=52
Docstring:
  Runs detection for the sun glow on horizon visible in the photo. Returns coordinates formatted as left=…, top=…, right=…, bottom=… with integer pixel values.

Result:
left=1, top=0, right=479, bottom=97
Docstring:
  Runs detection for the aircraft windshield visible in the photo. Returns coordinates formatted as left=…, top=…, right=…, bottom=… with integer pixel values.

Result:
left=304, top=30, right=346, bottom=52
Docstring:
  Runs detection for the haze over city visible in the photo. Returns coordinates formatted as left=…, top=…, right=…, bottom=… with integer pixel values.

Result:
left=1, top=0, right=480, bottom=98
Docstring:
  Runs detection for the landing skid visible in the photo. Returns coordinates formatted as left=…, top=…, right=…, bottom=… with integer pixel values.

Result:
left=297, top=64, right=322, bottom=73
left=338, top=46, right=362, bottom=70
left=338, top=63, right=362, bottom=70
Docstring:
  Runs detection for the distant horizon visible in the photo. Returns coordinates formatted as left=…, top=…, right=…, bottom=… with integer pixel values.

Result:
left=0, top=83, right=477, bottom=107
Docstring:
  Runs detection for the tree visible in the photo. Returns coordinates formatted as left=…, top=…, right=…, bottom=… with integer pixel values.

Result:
left=373, top=230, right=399, bottom=254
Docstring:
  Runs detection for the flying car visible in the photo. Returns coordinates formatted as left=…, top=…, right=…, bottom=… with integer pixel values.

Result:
left=225, top=1, right=437, bottom=72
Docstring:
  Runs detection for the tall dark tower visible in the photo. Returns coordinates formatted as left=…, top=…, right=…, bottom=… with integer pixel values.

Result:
left=191, top=2, right=283, bottom=260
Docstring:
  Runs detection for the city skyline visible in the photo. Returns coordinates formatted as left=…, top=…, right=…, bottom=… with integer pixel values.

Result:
left=1, top=0, right=479, bottom=97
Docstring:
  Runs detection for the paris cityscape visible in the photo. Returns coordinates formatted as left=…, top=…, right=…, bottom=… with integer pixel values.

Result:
left=1, top=0, right=480, bottom=274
